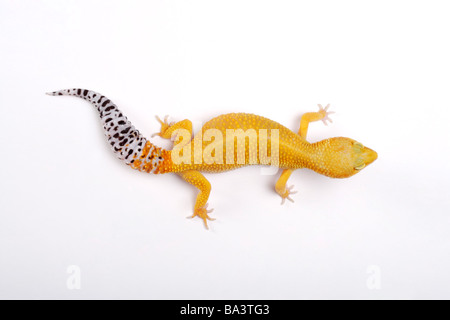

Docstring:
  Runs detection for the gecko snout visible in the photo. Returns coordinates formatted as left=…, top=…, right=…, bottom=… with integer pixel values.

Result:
left=361, top=146, right=378, bottom=167
left=354, top=145, right=377, bottom=171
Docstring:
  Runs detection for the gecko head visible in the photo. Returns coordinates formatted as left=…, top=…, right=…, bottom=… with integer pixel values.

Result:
left=314, top=137, right=378, bottom=178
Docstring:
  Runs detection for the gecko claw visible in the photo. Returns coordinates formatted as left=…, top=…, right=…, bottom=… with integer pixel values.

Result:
left=318, top=104, right=335, bottom=126
left=279, top=185, right=297, bottom=205
left=152, top=115, right=175, bottom=138
left=187, top=203, right=215, bottom=229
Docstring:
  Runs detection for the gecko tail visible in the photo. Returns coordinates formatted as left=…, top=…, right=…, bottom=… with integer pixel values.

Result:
left=47, top=88, right=166, bottom=173
left=46, top=91, right=63, bottom=96
left=46, top=88, right=92, bottom=98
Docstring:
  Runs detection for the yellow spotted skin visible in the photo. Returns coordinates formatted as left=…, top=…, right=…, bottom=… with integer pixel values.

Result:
left=168, top=113, right=311, bottom=173
left=48, top=89, right=377, bottom=229
left=155, top=107, right=377, bottom=228
left=159, top=112, right=377, bottom=177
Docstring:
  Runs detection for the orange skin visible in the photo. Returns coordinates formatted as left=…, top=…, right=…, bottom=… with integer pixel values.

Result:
left=152, top=105, right=378, bottom=228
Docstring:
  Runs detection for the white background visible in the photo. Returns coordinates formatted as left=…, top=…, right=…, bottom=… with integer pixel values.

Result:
left=1, top=0, right=449, bottom=299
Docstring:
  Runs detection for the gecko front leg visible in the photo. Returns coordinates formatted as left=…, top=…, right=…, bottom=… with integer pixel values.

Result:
left=274, top=104, right=334, bottom=204
left=299, top=104, right=334, bottom=139
left=275, top=169, right=297, bottom=204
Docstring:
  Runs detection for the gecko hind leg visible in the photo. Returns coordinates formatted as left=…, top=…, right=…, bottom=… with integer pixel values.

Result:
left=152, top=115, right=193, bottom=147
left=177, top=170, right=215, bottom=229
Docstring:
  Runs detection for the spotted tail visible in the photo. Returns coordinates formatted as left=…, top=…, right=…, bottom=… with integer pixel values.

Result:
left=47, top=88, right=169, bottom=174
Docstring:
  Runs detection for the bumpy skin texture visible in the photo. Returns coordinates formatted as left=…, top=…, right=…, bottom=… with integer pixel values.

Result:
left=48, top=89, right=378, bottom=229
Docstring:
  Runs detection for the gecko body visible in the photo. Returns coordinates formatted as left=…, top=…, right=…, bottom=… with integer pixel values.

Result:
left=47, top=89, right=377, bottom=228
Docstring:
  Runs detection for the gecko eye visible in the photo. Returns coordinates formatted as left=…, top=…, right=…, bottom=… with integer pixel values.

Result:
left=354, top=163, right=366, bottom=170
left=354, top=158, right=366, bottom=170
left=353, top=142, right=364, bottom=153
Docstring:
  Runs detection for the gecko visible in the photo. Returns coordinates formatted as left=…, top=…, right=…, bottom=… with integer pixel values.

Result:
left=47, top=89, right=377, bottom=229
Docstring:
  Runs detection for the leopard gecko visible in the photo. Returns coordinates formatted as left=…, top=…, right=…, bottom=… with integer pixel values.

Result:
left=47, top=89, right=377, bottom=229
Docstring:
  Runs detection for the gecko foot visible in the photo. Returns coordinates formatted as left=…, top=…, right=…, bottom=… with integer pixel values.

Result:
left=318, top=104, right=335, bottom=126
left=187, top=203, right=215, bottom=229
left=280, top=185, right=298, bottom=205
left=151, top=115, right=175, bottom=138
